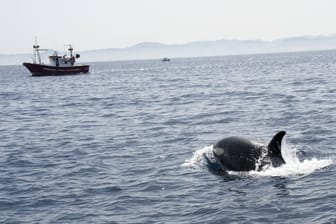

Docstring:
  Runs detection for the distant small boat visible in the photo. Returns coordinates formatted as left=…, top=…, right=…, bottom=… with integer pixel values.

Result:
left=23, top=40, right=89, bottom=76
left=161, top=57, right=170, bottom=62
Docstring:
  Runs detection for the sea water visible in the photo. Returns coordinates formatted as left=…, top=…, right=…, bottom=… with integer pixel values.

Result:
left=0, top=51, right=335, bottom=223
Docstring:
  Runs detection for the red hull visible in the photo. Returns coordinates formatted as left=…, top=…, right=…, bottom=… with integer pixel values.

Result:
left=23, top=63, right=89, bottom=76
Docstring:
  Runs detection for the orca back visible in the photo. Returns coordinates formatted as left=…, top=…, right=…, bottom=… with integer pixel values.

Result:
left=212, top=131, right=287, bottom=172
left=213, top=137, right=263, bottom=171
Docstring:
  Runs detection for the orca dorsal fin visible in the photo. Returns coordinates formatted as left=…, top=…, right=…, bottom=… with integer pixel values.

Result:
left=267, top=131, right=286, bottom=156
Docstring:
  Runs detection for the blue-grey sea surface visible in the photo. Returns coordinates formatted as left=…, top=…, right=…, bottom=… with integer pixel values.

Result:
left=0, top=51, right=335, bottom=223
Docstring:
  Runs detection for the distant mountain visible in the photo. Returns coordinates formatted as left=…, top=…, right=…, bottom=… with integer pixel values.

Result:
left=129, top=42, right=168, bottom=49
left=80, top=35, right=336, bottom=63
left=2, top=35, right=336, bottom=65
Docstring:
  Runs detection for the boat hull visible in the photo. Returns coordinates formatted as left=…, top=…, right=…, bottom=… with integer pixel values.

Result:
left=23, top=63, right=89, bottom=76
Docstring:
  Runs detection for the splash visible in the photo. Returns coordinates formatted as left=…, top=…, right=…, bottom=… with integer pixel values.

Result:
left=249, top=139, right=332, bottom=177
left=248, top=157, right=332, bottom=177
left=182, top=145, right=214, bottom=170
left=183, top=139, right=333, bottom=177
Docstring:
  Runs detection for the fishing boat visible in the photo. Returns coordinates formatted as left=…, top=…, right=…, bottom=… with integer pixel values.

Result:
left=23, top=41, right=89, bottom=76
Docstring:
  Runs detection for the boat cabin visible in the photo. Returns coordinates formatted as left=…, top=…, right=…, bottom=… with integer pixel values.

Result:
left=49, top=53, right=75, bottom=67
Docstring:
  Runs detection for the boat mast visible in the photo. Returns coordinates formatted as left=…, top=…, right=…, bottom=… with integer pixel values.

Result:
left=33, top=37, right=42, bottom=64
left=66, top=44, right=75, bottom=65
left=68, top=44, right=73, bottom=58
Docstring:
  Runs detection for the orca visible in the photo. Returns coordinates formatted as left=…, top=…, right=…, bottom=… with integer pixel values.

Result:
left=210, top=131, right=286, bottom=173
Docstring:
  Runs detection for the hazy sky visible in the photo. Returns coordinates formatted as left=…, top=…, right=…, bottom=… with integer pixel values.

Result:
left=1, top=0, right=336, bottom=54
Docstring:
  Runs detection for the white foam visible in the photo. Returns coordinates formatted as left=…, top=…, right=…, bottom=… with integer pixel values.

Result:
left=183, top=139, right=333, bottom=177
left=248, top=157, right=332, bottom=177
left=182, top=145, right=214, bottom=170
